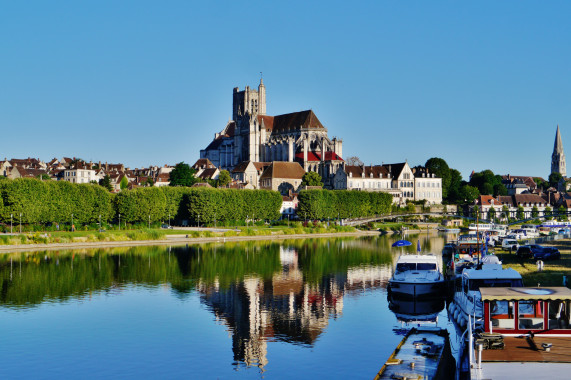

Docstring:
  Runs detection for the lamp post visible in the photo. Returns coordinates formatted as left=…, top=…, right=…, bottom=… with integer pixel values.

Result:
left=71, top=213, right=74, bottom=232
left=214, top=213, right=217, bottom=228
left=148, top=215, right=150, bottom=229
left=168, top=213, right=170, bottom=228
left=19, top=213, right=22, bottom=234
left=198, top=214, right=200, bottom=228
left=99, top=214, right=102, bottom=232
left=119, top=214, right=121, bottom=231
left=10, top=214, right=13, bottom=234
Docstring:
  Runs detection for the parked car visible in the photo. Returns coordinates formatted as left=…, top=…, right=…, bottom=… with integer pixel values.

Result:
left=502, top=239, right=519, bottom=251
left=516, top=246, right=532, bottom=258
left=161, top=224, right=173, bottom=229
left=533, top=247, right=561, bottom=261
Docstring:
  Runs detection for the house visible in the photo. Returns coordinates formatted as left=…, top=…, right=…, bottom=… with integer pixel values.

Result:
left=231, top=161, right=270, bottom=188
left=412, top=166, right=443, bottom=205
left=501, top=175, right=538, bottom=195
left=280, top=193, right=299, bottom=218
left=197, top=167, right=220, bottom=182
left=333, top=165, right=392, bottom=192
left=259, top=162, right=305, bottom=194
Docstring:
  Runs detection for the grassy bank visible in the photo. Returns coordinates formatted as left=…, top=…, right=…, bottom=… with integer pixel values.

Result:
left=497, top=246, right=571, bottom=287
left=0, top=224, right=358, bottom=246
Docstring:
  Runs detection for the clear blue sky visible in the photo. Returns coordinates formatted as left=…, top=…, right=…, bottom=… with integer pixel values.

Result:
left=1, top=1, right=570, bottom=180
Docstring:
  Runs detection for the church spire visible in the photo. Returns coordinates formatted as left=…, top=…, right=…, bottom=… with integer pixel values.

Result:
left=551, top=125, right=566, bottom=177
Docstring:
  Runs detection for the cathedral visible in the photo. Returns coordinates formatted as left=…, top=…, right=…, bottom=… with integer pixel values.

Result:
left=551, top=125, right=566, bottom=178
left=200, top=79, right=344, bottom=187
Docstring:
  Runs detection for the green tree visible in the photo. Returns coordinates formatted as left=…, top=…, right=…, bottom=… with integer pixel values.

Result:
left=37, top=174, right=51, bottom=180
left=301, top=171, right=323, bottom=187
left=488, top=206, right=496, bottom=221
left=558, top=205, right=567, bottom=221
left=549, top=172, right=562, bottom=188
left=99, top=175, right=113, bottom=192
left=501, top=205, right=509, bottom=221
left=447, top=169, right=463, bottom=203
left=425, top=157, right=451, bottom=198
left=516, top=206, right=525, bottom=220
left=145, top=178, right=154, bottom=187
left=531, top=206, right=539, bottom=218
left=545, top=206, right=553, bottom=220
left=120, top=176, right=129, bottom=190
left=461, top=185, right=479, bottom=204
left=169, top=162, right=197, bottom=187
left=216, top=170, right=232, bottom=188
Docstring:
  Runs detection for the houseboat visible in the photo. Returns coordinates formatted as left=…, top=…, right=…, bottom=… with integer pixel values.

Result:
left=469, top=287, right=571, bottom=379
left=388, top=255, right=445, bottom=298
left=448, top=256, right=523, bottom=329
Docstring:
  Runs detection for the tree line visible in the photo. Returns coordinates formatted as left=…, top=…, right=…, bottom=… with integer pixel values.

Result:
left=297, top=189, right=393, bottom=219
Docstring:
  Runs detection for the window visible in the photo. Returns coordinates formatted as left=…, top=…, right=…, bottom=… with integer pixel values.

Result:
left=490, top=300, right=515, bottom=329
left=518, top=300, right=544, bottom=330
left=549, top=300, right=571, bottom=329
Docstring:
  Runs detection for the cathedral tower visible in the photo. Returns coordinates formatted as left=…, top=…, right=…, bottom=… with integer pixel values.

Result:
left=232, top=78, right=266, bottom=120
left=551, top=125, right=566, bottom=177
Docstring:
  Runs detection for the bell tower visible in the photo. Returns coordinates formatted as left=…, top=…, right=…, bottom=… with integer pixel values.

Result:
left=551, top=125, right=566, bottom=177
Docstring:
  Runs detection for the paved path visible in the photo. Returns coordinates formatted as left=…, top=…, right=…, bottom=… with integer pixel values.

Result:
left=0, top=230, right=381, bottom=253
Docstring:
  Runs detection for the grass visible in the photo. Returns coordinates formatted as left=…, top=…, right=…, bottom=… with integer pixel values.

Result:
left=498, top=245, right=571, bottom=287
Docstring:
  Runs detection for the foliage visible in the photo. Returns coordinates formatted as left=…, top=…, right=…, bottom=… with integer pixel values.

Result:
left=301, top=171, right=323, bottom=187
left=345, top=156, right=363, bottom=166
left=469, top=169, right=506, bottom=196
left=545, top=206, right=553, bottom=220
left=461, top=185, right=479, bottom=204
left=216, top=170, right=231, bottom=188
left=99, top=175, right=113, bottom=192
left=425, top=157, right=451, bottom=198
left=169, top=162, right=197, bottom=187
left=516, top=206, right=525, bottom=220
left=488, top=206, right=496, bottom=221
left=531, top=206, right=539, bottom=218
left=297, top=189, right=392, bottom=219
left=120, top=176, right=129, bottom=190
left=549, top=172, right=563, bottom=188
left=447, top=169, right=463, bottom=203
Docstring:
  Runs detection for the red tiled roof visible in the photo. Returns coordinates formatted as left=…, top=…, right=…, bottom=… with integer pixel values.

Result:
left=294, top=151, right=343, bottom=162
left=260, top=162, right=305, bottom=180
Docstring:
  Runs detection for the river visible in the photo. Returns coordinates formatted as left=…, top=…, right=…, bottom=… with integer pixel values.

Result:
left=0, top=234, right=451, bottom=379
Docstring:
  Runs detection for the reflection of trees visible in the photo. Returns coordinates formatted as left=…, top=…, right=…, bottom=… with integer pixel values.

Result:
left=0, top=238, right=396, bottom=371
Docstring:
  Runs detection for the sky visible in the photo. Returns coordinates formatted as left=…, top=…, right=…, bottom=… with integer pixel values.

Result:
left=1, top=1, right=570, bottom=180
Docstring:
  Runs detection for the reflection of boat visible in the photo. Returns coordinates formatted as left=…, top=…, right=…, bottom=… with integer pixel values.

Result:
left=441, top=243, right=456, bottom=258
left=388, top=293, right=445, bottom=323
left=467, top=287, right=571, bottom=379
left=437, top=227, right=461, bottom=233
left=374, top=327, right=452, bottom=380
left=449, top=256, right=523, bottom=329
left=388, top=255, right=445, bottom=298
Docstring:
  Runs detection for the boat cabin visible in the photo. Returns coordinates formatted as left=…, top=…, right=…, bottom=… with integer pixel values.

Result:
left=481, top=287, right=571, bottom=335
left=395, top=255, right=438, bottom=272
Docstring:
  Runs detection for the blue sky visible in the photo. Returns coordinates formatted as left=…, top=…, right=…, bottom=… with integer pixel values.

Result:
left=1, top=1, right=570, bottom=180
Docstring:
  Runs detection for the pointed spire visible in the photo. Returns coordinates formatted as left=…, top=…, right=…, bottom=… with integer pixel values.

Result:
left=552, top=125, right=567, bottom=177
left=555, top=124, right=564, bottom=154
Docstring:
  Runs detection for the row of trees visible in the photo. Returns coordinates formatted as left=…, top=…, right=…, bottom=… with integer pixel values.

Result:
left=297, top=189, right=392, bottom=220
left=0, top=178, right=282, bottom=226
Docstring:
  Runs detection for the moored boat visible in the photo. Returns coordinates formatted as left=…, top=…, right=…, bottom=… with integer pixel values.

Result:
left=388, top=255, right=445, bottom=298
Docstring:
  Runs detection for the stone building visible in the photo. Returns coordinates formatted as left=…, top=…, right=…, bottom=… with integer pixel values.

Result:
left=552, top=125, right=566, bottom=178
left=200, top=80, right=343, bottom=188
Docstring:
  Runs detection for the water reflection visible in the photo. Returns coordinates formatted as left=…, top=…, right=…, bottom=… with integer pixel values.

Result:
left=388, top=294, right=445, bottom=323
left=0, top=238, right=397, bottom=372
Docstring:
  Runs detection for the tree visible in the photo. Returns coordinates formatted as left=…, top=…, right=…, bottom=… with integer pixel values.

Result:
left=501, top=205, right=509, bottom=221
left=549, top=172, right=563, bottom=189
left=461, top=185, right=479, bottom=204
left=120, top=176, right=129, bottom=190
left=301, top=171, right=323, bottom=187
left=516, top=206, right=525, bottom=220
left=558, top=205, right=567, bottom=221
left=545, top=206, right=553, bottom=220
left=493, top=183, right=507, bottom=196
left=447, top=169, right=463, bottom=203
left=145, top=178, right=154, bottom=187
left=37, top=173, right=51, bottom=180
left=346, top=156, right=363, bottom=166
left=216, top=170, right=231, bottom=188
left=488, top=206, right=496, bottom=221
left=169, top=162, right=197, bottom=187
left=99, top=175, right=113, bottom=192
left=531, top=206, right=539, bottom=218
left=425, top=157, right=451, bottom=198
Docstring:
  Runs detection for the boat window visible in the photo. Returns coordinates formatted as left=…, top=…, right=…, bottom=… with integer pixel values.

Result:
left=468, top=279, right=522, bottom=290
left=518, top=300, right=544, bottom=330
left=417, top=263, right=437, bottom=271
left=490, top=300, right=514, bottom=329
left=396, top=263, right=416, bottom=271
left=548, top=300, right=571, bottom=330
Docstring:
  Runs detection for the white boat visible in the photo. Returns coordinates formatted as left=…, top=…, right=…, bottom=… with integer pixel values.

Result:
left=448, top=255, right=523, bottom=329
left=388, top=255, right=445, bottom=298
left=519, top=224, right=540, bottom=238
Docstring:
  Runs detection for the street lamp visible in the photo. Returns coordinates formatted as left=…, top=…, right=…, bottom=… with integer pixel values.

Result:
left=198, top=214, right=200, bottom=228
left=71, top=213, right=74, bottom=232
left=168, top=213, right=170, bottom=228
left=10, top=214, right=13, bottom=234
left=99, top=214, right=102, bottom=232
left=214, top=213, right=217, bottom=228
left=148, top=215, right=151, bottom=229
left=19, top=212, right=22, bottom=234
left=119, top=213, right=121, bottom=231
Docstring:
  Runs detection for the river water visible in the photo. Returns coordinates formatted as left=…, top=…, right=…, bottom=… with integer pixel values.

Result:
left=0, top=234, right=451, bottom=379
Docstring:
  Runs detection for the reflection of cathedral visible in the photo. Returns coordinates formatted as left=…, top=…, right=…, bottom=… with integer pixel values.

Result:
left=200, top=80, right=344, bottom=187
left=196, top=246, right=389, bottom=371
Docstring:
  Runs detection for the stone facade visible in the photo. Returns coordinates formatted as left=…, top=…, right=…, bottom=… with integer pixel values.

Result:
left=552, top=125, right=566, bottom=178
left=200, top=80, right=343, bottom=188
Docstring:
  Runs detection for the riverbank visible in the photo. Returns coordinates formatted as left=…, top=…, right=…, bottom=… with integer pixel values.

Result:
left=0, top=229, right=381, bottom=253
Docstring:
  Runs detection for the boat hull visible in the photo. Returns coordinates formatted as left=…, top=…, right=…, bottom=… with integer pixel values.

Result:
left=388, top=280, right=444, bottom=298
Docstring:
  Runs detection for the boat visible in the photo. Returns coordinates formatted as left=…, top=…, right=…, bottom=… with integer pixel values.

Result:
left=467, top=287, right=571, bottom=379
left=374, top=327, right=453, bottom=380
left=448, top=255, right=523, bottom=329
left=388, top=293, right=445, bottom=323
left=388, top=254, right=445, bottom=298
left=437, top=227, right=461, bottom=233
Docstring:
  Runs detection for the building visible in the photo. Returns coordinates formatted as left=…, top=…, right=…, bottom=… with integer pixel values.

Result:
left=259, top=162, right=305, bottom=194
left=200, top=79, right=344, bottom=188
left=552, top=125, right=566, bottom=178
left=231, top=161, right=269, bottom=189
left=412, top=166, right=443, bottom=205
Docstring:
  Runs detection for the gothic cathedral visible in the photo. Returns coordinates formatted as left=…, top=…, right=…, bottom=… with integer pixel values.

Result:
left=551, top=125, right=566, bottom=178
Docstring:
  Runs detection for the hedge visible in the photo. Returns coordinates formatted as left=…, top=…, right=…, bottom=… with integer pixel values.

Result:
left=297, top=189, right=392, bottom=219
